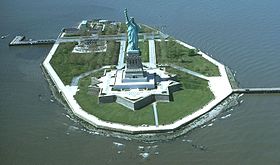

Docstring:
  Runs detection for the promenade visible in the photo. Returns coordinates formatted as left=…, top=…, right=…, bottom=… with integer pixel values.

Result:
left=148, top=40, right=156, bottom=68
left=116, top=41, right=126, bottom=69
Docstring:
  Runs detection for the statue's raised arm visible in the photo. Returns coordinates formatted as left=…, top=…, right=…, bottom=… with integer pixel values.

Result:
left=124, top=8, right=129, bottom=23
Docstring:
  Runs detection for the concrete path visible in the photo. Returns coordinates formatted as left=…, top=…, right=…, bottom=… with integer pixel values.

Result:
left=169, top=64, right=209, bottom=80
left=71, top=67, right=108, bottom=86
left=148, top=40, right=156, bottom=68
left=58, top=33, right=162, bottom=43
left=152, top=102, right=159, bottom=127
left=117, top=40, right=126, bottom=69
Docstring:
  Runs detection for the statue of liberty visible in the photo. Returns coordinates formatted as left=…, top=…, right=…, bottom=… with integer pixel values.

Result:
left=124, top=8, right=140, bottom=51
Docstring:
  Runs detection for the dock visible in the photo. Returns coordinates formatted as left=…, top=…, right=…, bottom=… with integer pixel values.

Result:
left=224, top=67, right=280, bottom=94
left=233, top=88, right=280, bottom=94
left=9, top=36, right=56, bottom=46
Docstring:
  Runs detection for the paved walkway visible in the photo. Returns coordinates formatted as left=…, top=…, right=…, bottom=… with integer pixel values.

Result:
left=117, top=41, right=126, bottom=69
left=148, top=40, right=156, bottom=68
left=152, top=102, right=159, bottom=127
left=58, top=33, right=163, bottom=43
left=58, top=35, right=125, bottom=43
left=169, top=64, right=209, bottom=80
left=71, top=67, right=108, bottom=86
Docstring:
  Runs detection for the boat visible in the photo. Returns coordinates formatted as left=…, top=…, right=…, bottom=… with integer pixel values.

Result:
left=1, top=34, right=9, bottom=39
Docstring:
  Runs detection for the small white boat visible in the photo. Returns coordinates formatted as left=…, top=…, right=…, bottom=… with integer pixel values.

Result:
left=1, top=34, right=9, bottom=39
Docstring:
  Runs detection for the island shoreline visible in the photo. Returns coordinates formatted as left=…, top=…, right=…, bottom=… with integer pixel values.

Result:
left=41, top=31, right=238, bottom=137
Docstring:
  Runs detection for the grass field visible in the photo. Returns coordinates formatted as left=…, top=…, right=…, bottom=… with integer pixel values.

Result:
left=157, top=67, right=214, bottom=124
left=50, top=42, right=120, bottom=85
left=156, top=40, right=220, bottom=76
left=74, top=73, right=155, bottom=126
left=138, top=41, right=149, bottom=62
left=74, top=67, right=214, bottom=125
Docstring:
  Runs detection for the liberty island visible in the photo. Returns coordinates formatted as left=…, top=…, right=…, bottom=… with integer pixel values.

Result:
left=40, top=9, right=235, bottom=135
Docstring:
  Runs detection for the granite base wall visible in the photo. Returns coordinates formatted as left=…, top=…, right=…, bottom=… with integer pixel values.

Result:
left=99, top=95, right=116, bottom=103
left=155, top=94, right=170, bottom=102
left=168, top=83, right=182, bottom=93
left=116, top=95, right=156, bottom=110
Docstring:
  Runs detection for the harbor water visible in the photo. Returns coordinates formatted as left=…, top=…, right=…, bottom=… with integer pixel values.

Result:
left=1, top=0, right=280, bottom=164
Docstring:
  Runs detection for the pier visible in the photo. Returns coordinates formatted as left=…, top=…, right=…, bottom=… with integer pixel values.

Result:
left=8, top=33, right=161, bottom=46
left=9, top=36, right=56, bottom=46
left=224, top=67, right=280, bottom=94
left=233, top=88, right=280, bottom=94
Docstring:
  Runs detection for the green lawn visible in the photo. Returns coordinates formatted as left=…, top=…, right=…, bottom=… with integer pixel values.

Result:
left=100, top=23, right=119, bottom=35
left=139, top=24, right=157, bottom=33
left=74, top=75, right=155, bottom=126
left=50, top=42, right=120, bottom=85
left=157, top=67, right=214, bottom=124
left=138, top=41, right=149, bottom=62
left=119, top=23, right=156, bottom=34
left=156, top=40, right=220, bottom=76
left=74, top=67, right=214, bottom=125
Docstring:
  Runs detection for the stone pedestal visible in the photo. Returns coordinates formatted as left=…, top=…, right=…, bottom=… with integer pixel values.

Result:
left=124, top=50, right=144, bottom=79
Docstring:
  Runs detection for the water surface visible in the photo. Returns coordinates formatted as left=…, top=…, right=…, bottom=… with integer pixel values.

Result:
left=1, top=0, right=280, bottom=164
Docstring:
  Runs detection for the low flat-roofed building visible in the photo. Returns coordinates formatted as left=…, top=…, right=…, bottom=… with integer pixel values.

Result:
left=78, top=20, right=89, bottom=30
